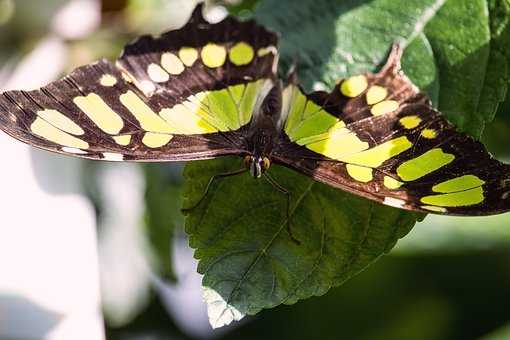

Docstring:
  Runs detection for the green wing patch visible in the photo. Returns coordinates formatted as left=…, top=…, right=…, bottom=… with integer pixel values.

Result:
left=277, top=45, right=510, bottom=216
left=0, top=5, right=277, bottom=162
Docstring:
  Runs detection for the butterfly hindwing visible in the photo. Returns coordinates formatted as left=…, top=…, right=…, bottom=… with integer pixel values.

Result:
left=0, top=4, right=278, bottom=161
left=276, top=45, right=510, bottom=215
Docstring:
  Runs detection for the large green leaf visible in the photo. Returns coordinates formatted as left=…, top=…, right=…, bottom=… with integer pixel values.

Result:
left=182, top=0, right=510, bottom=328
left=183, top=158, right=420, bottom=327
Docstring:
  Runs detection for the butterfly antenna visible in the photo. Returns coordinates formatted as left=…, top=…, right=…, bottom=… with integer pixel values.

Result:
left=263, top=172, right=301, bottom=245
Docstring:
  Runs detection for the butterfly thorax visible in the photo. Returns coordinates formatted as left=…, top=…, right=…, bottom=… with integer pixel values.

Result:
left=244, top=82, right=283, bottom=178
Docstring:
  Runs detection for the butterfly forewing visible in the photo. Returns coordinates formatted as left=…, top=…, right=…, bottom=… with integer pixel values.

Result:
left=0, top=5, right=278, bottom=162
left=276, top=45, right=510, bottom=215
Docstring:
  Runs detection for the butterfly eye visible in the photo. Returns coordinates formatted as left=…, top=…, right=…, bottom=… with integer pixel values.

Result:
left=262, top=157, right=271, bottom=170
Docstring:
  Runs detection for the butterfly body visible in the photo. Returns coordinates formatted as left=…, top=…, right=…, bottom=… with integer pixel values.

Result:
left=1, top=4, right=510, bottom=216
left=243, top=80, right=283, bottom=178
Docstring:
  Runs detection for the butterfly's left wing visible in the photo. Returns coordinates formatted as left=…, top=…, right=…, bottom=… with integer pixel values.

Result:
left=0, top=5, right=278, bottom=161
left=273, top=45, right=510, bottom=215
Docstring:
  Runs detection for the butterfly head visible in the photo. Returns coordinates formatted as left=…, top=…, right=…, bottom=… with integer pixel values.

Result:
left=244, top=155, right=271, bottom=178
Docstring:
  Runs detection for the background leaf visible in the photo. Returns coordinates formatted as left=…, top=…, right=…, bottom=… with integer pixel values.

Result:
left=424, top=0, right=492, bottom=136
left=144, top=164, right=185, bottom=281
left=183, top=0, right=510, bottom=327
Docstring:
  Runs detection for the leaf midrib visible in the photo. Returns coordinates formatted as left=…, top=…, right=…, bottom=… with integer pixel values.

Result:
left=218, top=178, right=315, bottom=316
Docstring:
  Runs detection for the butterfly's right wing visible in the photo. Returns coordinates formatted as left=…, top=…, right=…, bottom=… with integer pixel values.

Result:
left=273, top=45, right=510, bottom=216
left=0, top=4, right=278, bottom=162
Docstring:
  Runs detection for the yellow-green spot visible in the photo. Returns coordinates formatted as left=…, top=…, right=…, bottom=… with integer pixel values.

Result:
left=421, top=187, right=484, bottom=207
left=306, top=126, right=369, bottom=160
left=201, top=43, right=227, bottom=68
left=73, top=93, right=124, bottom=134
left=340, top=75, right=368, bottom=98
left=229, top=42, right=255, bottom=66
left=371, top=100, right=399, bottom=116
left=397, top=148, right=455, bottom=181
left=346, top=164, right=373, bottom=183
left=160, top=104, right=217, bottom=134
left=119, top=90, right=173, bottom=133
left=296, top=120, right=345, bottom=145
left=284, top=90, right=307, bottom=134
left=37, top=109, right=84, bottom=136
left=303, top=100, right=322, bottom=119
left=184, top=92, right=229, bottom=131
left=384, top=176, right=403, bottom=190
left=289, top=110, right=338, bottom=142
left=161, top=52, right=185, bottom=75
left=366, top=85, right=387, bottom=105
left=142, top=132, right=173, bottom=148
left=340, top=136, right=412, bottom=168
left=432, top=175, right=485, bottom=193
left=229, top=84, right=245, bottom=104
left=31, top=117, right=89, bottom=149
left=399, top=115, right=422, bottom=129
left=179, top=80, right=261, bottom=131
left=421, top=128, right=437, bottom=139
left=238, top=81, right=261, bottom=125
left=206, top=88, right=240, bottom=130
left=421, top=205, right=447, bottom=213
left=113, top=135, right=132, bottom=146
left=178, top=47, right=198, bottom=67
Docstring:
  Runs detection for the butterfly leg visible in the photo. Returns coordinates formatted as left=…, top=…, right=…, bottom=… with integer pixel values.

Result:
left=263, top=173, right=301, bottom=245
left=181, top=168, right=248, bottom=213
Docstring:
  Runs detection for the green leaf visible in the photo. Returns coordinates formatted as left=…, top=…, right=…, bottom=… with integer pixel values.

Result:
left=255, top=0, right=444, bottom=91
left=424, top=0, right=492, bottom=137
left=478, top=0, right=510, bottom=128
left=183, top=158, right=420, bottom=327
left=182, top=0, right=510, bottom=327
left=401, top=33, right=440, bottom=105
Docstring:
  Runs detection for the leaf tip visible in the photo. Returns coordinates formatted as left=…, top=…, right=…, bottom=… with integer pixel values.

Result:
left=203, top=286, right=245, bottom=328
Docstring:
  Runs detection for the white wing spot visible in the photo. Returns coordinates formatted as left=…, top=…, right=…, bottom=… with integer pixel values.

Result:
left=147, top=63, right=170, bottom=83
left=140, top=80, right=156, bottom=94
left=100, top=74, right=118, bottom=87
left=62, top=147, right=88, bottom=154
left=102, top=152, right=124, bottom=162
left=384, top=197, right=406, bottom=208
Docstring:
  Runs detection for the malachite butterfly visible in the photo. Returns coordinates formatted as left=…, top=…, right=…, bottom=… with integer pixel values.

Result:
left=1, top=4, right=509, bottom=216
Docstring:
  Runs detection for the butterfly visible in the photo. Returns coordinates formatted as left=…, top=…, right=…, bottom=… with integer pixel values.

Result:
left=1, top=4, right=509, bottom=220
